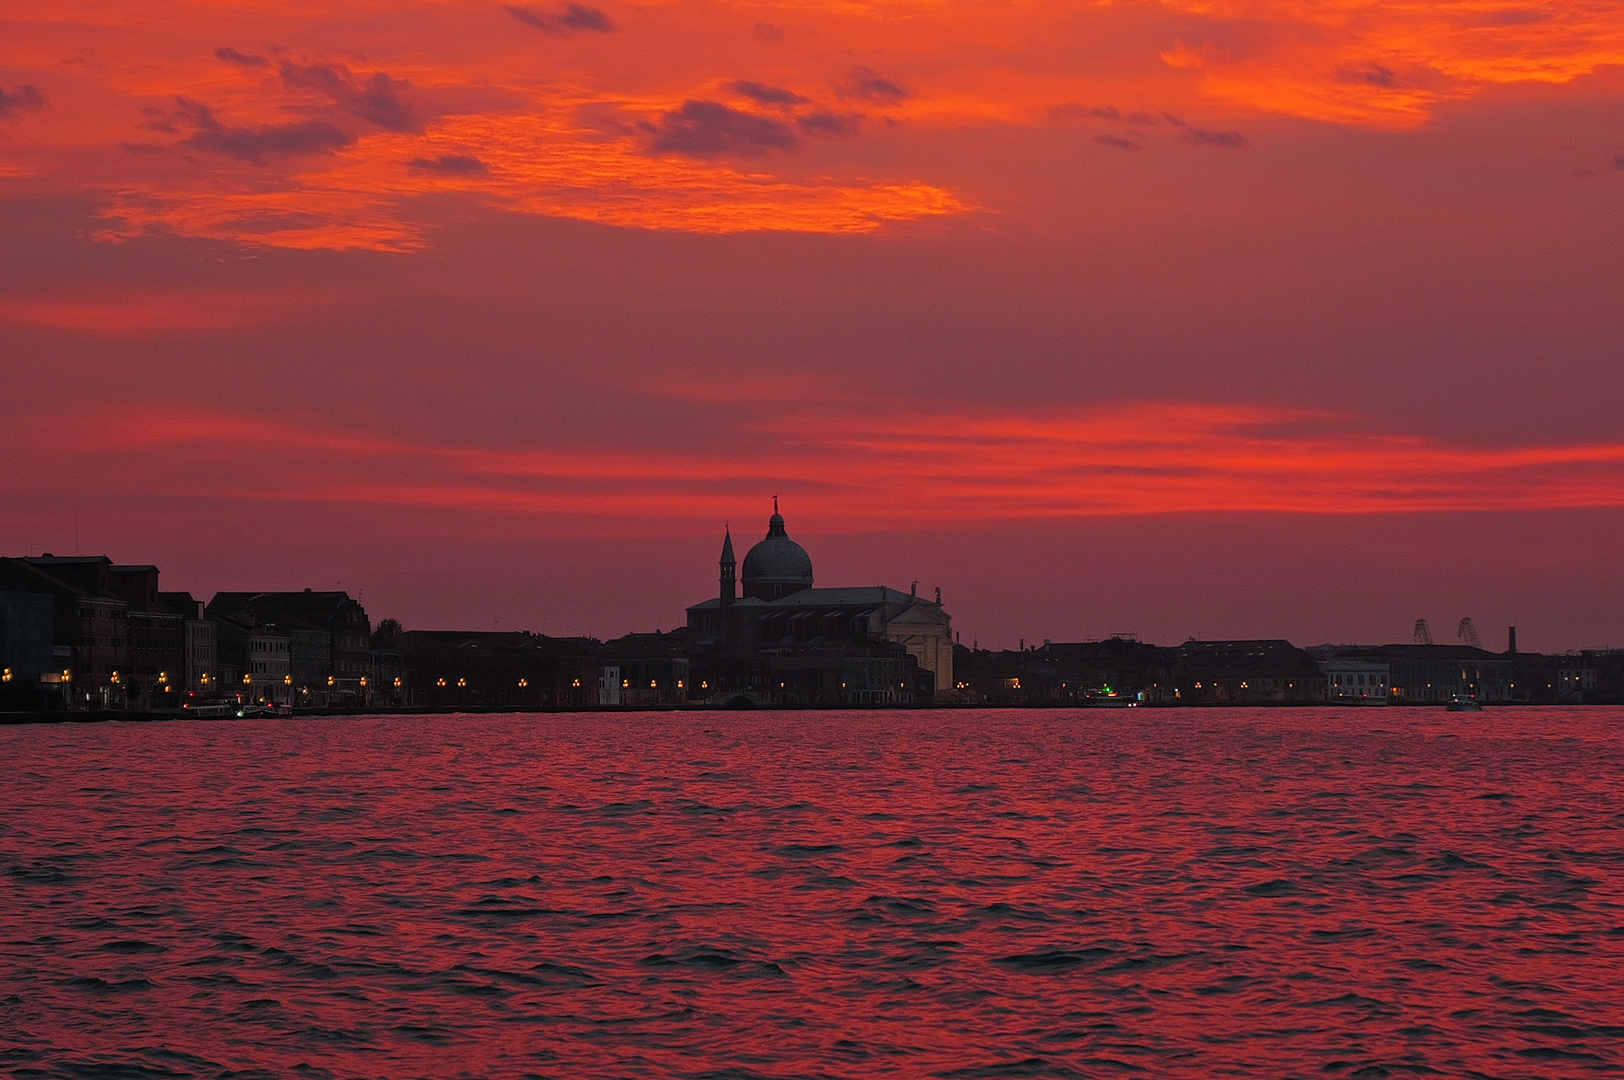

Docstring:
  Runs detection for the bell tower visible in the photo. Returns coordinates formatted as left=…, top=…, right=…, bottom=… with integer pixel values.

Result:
left=719, top=526, right=736, bottom=607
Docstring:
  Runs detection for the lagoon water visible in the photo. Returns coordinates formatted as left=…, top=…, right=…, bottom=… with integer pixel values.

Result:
left=2, top=708, right=1622, bottom=1078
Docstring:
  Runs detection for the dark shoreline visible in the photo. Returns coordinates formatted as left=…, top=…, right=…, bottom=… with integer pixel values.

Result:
left=1, top=700, right=1614, bottom=726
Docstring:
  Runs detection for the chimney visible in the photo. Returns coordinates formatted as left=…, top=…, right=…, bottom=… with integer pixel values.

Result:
left=1508, top=626, right=1517, bottom=655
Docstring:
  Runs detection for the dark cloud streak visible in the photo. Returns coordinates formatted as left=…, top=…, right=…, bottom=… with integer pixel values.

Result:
left=175, top=98, right=354, bottom=164
left=1337, top=63, right=1398, bottom=87
left=729, top=81, right=810, bottom=108
left=408, top=153, right=490, bottom=176
left=645, top=100, right=797, bottom=159
left=797, top=109, right=863, bottom=139
left=1049, top=104, right=1164, bottom=127
left=1184, top=128, right=1250, bottom=149
left=841, top=66, right=910, bottom=104
left=279, top=60, right=421, bottom=133
left=503, top=3, right=615, bottom=34
left=0, top=84, right=46, bottom=119
left=215, top=47, right=269, bottom=67
left=1049, top=103, right=1120, bottom=122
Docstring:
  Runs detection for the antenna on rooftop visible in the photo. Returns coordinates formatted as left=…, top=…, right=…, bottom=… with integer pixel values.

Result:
left=1414, top=618, right=1433, bottom=645
left=1457, top=617, right=1481, bottom=649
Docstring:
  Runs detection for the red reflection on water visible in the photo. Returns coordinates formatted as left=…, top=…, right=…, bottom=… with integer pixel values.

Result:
left=1, top=709, right=1621, bottom=1077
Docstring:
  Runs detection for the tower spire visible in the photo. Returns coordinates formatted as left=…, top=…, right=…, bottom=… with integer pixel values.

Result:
left=719, top=525, right=736, bottom=607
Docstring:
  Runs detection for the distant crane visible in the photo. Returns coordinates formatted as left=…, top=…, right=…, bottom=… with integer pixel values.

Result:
left=1414, top=618, right=1433, bottom=645
left=1458, top=617, right=1482, bottom=649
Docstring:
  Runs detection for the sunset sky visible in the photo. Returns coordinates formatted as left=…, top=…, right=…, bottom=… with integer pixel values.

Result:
left=3, top=0, right=1624, bottom=650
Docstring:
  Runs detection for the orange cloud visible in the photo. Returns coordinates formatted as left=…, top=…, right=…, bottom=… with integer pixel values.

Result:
left=3, top=0, right=1619, bottom=250
left=1157, top=0, right=1624, bottom=124
left=8, top=403, right=1624, bottom=530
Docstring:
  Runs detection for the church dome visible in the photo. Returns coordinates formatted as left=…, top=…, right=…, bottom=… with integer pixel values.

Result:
left=741, top=503, right=813, bottom=600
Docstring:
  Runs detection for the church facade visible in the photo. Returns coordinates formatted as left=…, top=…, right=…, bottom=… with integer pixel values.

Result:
left=686, top=504, right=955, bottom=705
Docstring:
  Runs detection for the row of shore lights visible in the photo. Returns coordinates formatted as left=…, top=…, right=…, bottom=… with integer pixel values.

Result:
left=6, top=668, right=80, bottom=683
left=432, top=677, right=691, bottom=690
left=4, top=668, right=404, bottom=692
left=236, top=674, right=399, bottom=688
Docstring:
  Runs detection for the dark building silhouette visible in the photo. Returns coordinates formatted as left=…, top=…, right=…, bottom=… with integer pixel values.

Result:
left=956, top=637, right=1325, bottom=705
left=686, top=505, right=953, bottom=705
left=0, top=590, right=56, bottom=710
left=0, top=556, right=129, bottom=709
left=207, top=590, right=371, bottom=705
left=391, top=630, right=605, bottom=708
left=1312, top=643, right=1512, bottom=703
left=953, top=637, right=1177, bottom=705
left=600, top=631, right=691, bottom=706
left=1176, top=639, right=1326, bottom=703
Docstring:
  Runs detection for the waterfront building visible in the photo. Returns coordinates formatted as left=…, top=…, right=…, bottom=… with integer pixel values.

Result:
left=1369, top=644, right=1509, bottom=703
left=685, top=504, right=954, bottom=705
left=392, top=629, right=606, bottom=708
left=207, top=590, right=371, bottom=704
left=247, top=629, right=293, bottom=707
left=601, top=632, right=691, bottom=706
left=0, top=556, right=132, bottom=709
left=109, top=564, right=160, bottom=613
left=1176, top=640, right=1327, bottom=703
left=160, top=592, right=218, bottom=697
left=1578, top=650, right=1624, bottom=703
left=1316, top=657, right=1392, bottom=703
left=126, top=607, right=186, bottom=709
left=598, top=664, right=621, bottom=706
left=371, top=644, right=406, bottom=707
left=0, top=590, right=56, bottom=710
left=952, top=637, right=1178, bottom=705
left=1556, top=661, right=1599, bottom=701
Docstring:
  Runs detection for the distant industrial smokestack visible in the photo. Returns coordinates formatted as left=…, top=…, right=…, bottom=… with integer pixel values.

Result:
left=1508, top=626, right=1517, bottom=655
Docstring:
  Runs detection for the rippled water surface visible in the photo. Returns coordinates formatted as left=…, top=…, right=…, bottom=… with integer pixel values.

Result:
left=3, top=708, right=1623, bottom=1078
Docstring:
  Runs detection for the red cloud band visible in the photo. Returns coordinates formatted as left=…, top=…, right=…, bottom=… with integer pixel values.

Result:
left=7, top=404, right=1624, bottom=530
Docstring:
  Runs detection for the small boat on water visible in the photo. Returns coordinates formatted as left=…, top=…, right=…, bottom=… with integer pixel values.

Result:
left=1079, top=689, right=1137, bottom=708
left=1446, top=695, right=1483, bottom=712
